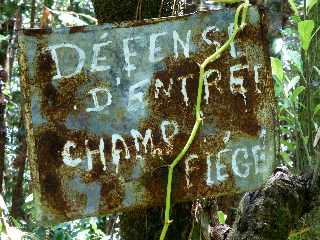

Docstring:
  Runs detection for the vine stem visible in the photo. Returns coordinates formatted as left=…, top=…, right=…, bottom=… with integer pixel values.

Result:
left=159, top=1, right=249, bottom=239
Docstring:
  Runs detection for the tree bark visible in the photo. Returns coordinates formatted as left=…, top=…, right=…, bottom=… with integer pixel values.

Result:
left=30, top=0, right=36, bottom=28
left=0, top=10, right=21, bottom=195
left=4, top=11, right=21, bottom=83
left=11, top=139, right=26, bottom=218
left=0, top=67, right=6, bottom=195
left=228, top=167, right=309, bottom=240
left=193, top=167, right=318, bottom=240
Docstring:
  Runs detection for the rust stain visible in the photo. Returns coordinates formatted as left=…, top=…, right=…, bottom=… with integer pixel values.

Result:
left=35, top=42, right=88, bottom=123
left=69, top=26, right=86, bottom=34
left=22, top=28, right=53, bottom=36
left=36, top=130, right=68, bottom=215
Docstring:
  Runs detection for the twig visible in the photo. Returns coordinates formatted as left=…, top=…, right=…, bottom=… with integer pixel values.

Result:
left=159, top=0, right=165, bottom=17
left=30, top=0, right=36, bottom=28
left=172, top=0, right=177, bottom=16
left=136, top=0, right=143, bottom=20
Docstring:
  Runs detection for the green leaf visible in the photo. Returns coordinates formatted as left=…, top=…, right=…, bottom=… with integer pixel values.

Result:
left=286, top=49, right=303, bottom=73
left=279, top=115, right=294, bottom=124
left=24, top=194, right=33, bottom=203
left=292, top=15, right=302, bottom=23
left=11, top=218, right=22, bottom=228
left=0, top=34, right=9, bottom=42
left=281, top=152, right=293, bottom=167
left=0, top=195, right=8, bottom=214
left=314, top=127, right=320, bottom=147
left=271, top=57, right=284, bottom=82
left=208, top=0, right=242, bottom=3
left=54, top=231, right=64, bottom=240
left=287, top=142, right=296, bottom=151
left=314, top=66, right=320, bottom=76
left=298, top=20, right=315, bottom=53
left=313, top=104, right=320, bottom=117
left=217, top=210, right=226, bottom=225
left=290, top=86, right=305, bottom=103
left=189, top=223, right=201, bottom=240
left=307, top=0, right=318, bottom=13
left=285, top=76, right=300, bottom=96
left=89, top=217, right=98, bottom=232
left=288, top=0, right=299, bottom=16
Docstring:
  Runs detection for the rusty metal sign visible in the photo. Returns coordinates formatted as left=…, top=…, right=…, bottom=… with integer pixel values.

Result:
left=18, top=6, right=276, bottom=224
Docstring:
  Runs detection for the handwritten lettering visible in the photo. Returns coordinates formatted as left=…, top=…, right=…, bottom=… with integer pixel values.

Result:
left=149, top=32, right=167, bottom=63
left=112, top=134, right=130, bottom=174
left=52, top=22, right=269, bottom=189
left=62, top=140, right=82, bottom=167
left=173, top=30, right=191, bottom=59
left=230, top=64, right=249, bottom=104
left=48, top=43, right=85, bottom=80
left=161, top=120, right=179, bottom=145
left=91, top=39, right=112, bottom=72
left=123, top=37, right=141, bottom=77
left=86, top=87, right=112, bottom=112
left=204, top=69, right=222, bottom=104
left=130, top=129, right=154, bottom=154
left=128, top=79, right=149, bottom=112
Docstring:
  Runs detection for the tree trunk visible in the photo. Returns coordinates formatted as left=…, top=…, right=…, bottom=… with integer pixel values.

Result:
left=0, top=68, right=6, bottom=195
left=0, top=10, right=21, bottom=195
left=11, top=139, right=26, bottom=218
left=30, top=0, right=36, bottom=28
left=194, top=167, right=318, bottom=240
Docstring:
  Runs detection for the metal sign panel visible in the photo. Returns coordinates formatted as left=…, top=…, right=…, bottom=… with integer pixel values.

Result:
left=19, top=7, right=276, bottom=224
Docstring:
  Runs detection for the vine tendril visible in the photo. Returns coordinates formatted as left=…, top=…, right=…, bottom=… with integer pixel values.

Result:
left=159, top=1, right=250, bottom=239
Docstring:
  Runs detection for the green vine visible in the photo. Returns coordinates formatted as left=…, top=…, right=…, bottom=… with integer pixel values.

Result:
left=159, top=1, right=250, bottom=239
